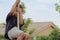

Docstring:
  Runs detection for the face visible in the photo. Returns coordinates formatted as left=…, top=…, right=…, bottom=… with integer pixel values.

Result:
left=13, top=7, right=23, bottom=16
left=16, top=7, right=22, bottom=13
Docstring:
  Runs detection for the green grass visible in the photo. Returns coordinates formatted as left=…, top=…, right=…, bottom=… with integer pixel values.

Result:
left=0, top=34, right=8, bottom=40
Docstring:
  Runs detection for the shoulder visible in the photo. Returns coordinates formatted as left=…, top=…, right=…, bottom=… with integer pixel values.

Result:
left=6, top=13, right=13, bottom=21
left=6, top=13, right=17, bottom=21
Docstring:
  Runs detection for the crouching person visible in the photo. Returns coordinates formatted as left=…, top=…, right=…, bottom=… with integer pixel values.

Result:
left=4, top=0, right=29, bottom=40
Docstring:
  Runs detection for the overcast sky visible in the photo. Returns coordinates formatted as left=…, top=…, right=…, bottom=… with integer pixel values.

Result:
left=0, top=0, right=60, bottom=28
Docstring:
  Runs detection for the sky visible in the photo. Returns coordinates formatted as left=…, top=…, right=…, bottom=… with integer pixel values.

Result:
left=0, top=0, right=60, bottom=28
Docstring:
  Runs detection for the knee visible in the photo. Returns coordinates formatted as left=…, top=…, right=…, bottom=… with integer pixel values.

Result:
left=19, top=32, right=25, bottom=37
left=25, top=34, right=29, bottom=39
left=17, top=32, right=25, bottom=40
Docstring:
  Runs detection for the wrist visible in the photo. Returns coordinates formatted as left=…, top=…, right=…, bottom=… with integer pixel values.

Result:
left=19, top=13, right=22, bottom=15
left=16, top=3, right=18, bottom=7
left=16, top=1, right=19, bottom=4
left=16, top=0, right=20, bottom=4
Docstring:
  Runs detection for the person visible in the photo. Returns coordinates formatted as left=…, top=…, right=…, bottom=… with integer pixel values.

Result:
left=4, top=0, right=29, bottom=40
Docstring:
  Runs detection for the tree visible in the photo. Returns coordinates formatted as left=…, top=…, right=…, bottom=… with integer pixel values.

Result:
left=21, top=2, right=26, bottom=14
left=36, top=36, right=49, bottom=40
left=55, top=4, right=60, bottom=12
left=20, top=2, right=33, bottom=32
left=21, top=18, right=32, bottom=32
left=48, top=28, right=60, bottom=40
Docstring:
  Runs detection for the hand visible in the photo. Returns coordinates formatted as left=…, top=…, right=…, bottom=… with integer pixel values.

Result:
left=16, top=0, right=20, bottom=3
left=17, top=7, right=20, bottom=12
left=16, top=7, right=22, bottom=14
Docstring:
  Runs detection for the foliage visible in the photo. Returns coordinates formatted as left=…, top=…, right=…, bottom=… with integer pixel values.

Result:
left=29, top=28, right=36, bottom=35
left=21, top=2, right=26, bottom=14
left=20, top=2, right=32, bottom=32
left=28, top=28, right=60, bottom=40
left=48, top=28, right=60, bottom=40
left=0, top=34, right=8, bottom=40
left=36, top=36, right=48, bottom=40
left=55, top=4, right=60, bottom=12
left=35, top=28, right=60, bottom=40
left=21, top=18, right=32, bottom=32
left=29, top=36, right=34, bottom=40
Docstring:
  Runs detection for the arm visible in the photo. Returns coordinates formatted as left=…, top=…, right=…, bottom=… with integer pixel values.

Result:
left=19, top=12, right=24, bottom=25
left=9, top=0, right=20, bottom=13
left=19, top=12, right=24, bottom=30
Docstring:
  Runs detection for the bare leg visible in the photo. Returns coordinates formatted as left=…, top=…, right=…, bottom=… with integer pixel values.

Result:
left=24, top=33, right=29, bottom=40
left=17, top=32, right=29, bottom=40
left=17, top=32, right=25, bottom=40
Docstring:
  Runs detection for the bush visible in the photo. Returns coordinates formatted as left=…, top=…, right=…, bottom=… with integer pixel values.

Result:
left=0, top=34, right=8, bottom=40
left=29, top=36, right=34, bottom=40
left=36, top=36, right=48, bottom=40
left=32, top=28, right=60, bottom=40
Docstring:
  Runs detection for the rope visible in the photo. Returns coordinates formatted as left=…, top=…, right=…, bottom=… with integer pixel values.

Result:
left=17, top=3, right=20, bottom=29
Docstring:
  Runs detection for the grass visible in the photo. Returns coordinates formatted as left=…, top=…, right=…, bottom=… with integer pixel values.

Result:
left=0, top=34, right=8, bottom=40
